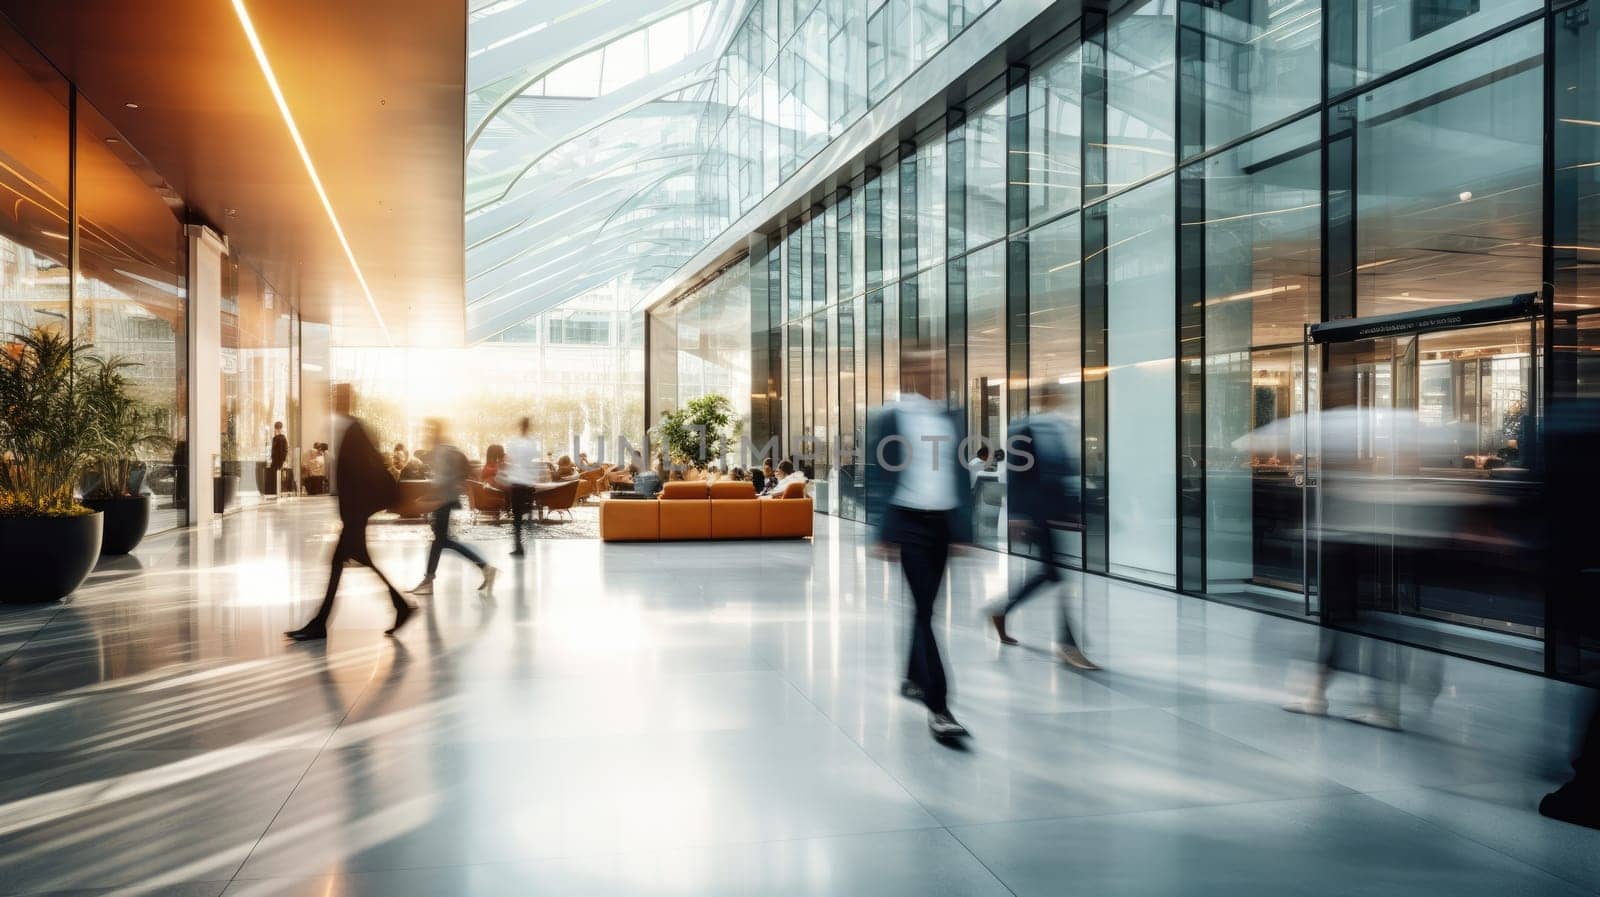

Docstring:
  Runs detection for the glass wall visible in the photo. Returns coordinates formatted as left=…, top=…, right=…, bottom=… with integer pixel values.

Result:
left=1188, top=115, right=1321, bottom=606
left=642, top=0, right=1595, bottom=678
left=0, top=28, right=70, bottom=338
left=0, top=23, right=199, bottom=534
left=1105, top=177, right=1176, bottom=585
left=221, top=260, right=295, bottom=510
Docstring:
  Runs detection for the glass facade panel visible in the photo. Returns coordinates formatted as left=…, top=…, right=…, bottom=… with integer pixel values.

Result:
left=1026, top=212, right=1084, bottom=566
left=1106, top=176, right=1177, bottom=586
left=965, top=242, right=1007, bottom=550
left=1182, top=0, right=1321, bottom=153
left=966, top=92, right=1008, bottom=248
left=1028, top=41, right=1083, bottom=222
left=1190, top=116, right=1321, bottom=604
left=914, top=134, right=947, bottom=271
left=1352, top=23, right=1543, bottom=315
left=1106, top=0, right=1177, bottom=191
left=1555, top=2, right=1600, bottom=312
left=1330, top=0, right=1540, bottom=92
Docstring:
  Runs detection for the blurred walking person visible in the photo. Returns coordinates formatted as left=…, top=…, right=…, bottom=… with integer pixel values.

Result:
left=499, top=416, right=545, bottom=556
left=867, top=347, right=974, bottom=741
left=986, top=381, right=1098, bottom=670
left=411, top=418, right=498, bottom=596
left=286, top=384, right=414, bottom=641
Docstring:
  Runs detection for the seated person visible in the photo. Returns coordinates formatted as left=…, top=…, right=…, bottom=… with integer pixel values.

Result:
left=577, top=451, right=601, bottom=472
left=399, top=450, right=429, bottom=480
left=632, top=461, right=663, bottom=497
left=765, top=459, right=807, bottom=497
left=750, top=463, right=767, bottom=494
left=480, top=444, right=505, bottom=485
left=554, top=454, right=578, bottom=480
left=730, top=467, right=747, bottom=482
left=389, top=443, right=408, bottom=477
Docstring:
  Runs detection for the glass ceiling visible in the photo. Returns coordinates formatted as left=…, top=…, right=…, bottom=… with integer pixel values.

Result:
left=466, top=0, right=999, bottom=341
left=466, top=0, right=746, bottom=341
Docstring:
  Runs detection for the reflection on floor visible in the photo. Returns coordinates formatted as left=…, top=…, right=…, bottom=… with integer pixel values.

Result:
left=0, top=499, right=1595, bottom=896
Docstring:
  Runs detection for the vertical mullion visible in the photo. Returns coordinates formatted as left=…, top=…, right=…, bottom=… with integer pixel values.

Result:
left=1081, top=10, right=1110, bottom=574
left=1005, top=64, right=1031, bottom=558
left=1177, top=0, right=1206, bottom=593
left=947, top=110, right=967, bottom=409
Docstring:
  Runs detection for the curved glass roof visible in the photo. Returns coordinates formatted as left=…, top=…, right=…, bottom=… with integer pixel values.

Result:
left=466, top=0, right=1000, bottom=341
left=466, top=0, right=747, bottom=340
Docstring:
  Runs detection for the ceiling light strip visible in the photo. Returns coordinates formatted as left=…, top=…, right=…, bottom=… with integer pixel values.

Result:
left=230, top=0, right=392, bottom=345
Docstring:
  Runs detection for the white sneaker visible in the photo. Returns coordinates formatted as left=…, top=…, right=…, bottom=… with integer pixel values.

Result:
left=1054, top=645, right=1100, bottom=671
left=478, top=565, right=498, bottom=594
left=409, top=578, right=434, bottom=596
left=1282, top=697, right=1329, bottom=717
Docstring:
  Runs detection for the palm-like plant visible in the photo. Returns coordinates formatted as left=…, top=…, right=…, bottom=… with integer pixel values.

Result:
left=0, top=328, right=98, bottom=517
left=79, top=354, right=174, bottom=499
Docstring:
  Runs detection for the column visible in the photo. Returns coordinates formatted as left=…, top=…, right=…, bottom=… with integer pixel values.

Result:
left=185, top=225, right=226, bottom=526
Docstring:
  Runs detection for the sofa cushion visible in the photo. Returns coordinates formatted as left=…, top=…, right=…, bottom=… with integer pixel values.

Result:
left=709, top=481, right=757, bottom=500
left=659, top=499, right=711, bottom=539
left=599, top=499, right=659, bottom=541
left=660, top=481, right=709, bottom=500
left=761, top=497, right=813, bottom=538
left=778, top=481, right=807, bottom=499
left=710, top=500, right=762, bottom=539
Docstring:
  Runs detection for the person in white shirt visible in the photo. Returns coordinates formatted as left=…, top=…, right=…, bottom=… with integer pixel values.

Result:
left=865, top=347, right=975, bottom=741
left=498, top=417, right=546, bottom=556
left=765, top=459, right=808, bottom=497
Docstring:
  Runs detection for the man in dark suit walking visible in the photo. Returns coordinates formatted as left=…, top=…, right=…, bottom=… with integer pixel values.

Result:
left=986, top=381, right=1098, bottom=670
left=269, top=421, right=289, bottom=496
left=867, top=347, right=975, bottom=741
left=286, top=384, right=415, bottom=641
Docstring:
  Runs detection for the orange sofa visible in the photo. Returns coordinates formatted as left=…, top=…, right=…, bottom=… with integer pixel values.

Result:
left=599, top=480, right=813, bottom=542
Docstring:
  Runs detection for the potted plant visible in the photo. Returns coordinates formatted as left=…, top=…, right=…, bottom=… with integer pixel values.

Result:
left=0, top=328, right=104, bottom=602
left=80, top=354, right=173, bottom=554
left=215, top=436, right=239, bottom=512
left=651, top=394, right=740, bottom=473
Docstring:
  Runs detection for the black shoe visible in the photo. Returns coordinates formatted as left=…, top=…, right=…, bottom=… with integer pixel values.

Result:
left=900, top=680, right=925, bottom=701
left=285, top=623, right=327, bottom=642
left=386, top=602, right=418, bottom=637
left=1539, top=781, right=1600, bottom=830
left=510, top=545, right=526, bottom=557
left=929, top=712, right=969, bottom=739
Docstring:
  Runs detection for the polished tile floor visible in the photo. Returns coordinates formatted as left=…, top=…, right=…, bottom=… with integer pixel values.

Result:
left=0, top=500, right=1595, bottom=896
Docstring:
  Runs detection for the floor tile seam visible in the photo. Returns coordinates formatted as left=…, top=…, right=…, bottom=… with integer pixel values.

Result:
left=1148, top=703, right=1362, bottom=796
left=941, top=789, right=1405, bottom=836
left=224, top=821, right=956, bottom=883
left=768, top=669, right=957, bottom=833
left=0, top=604, right=69, bottom=672
left=1356, top=781, right=1600, bottom=893
left=942, top=824, right=1023, bottom=897
left=224, top=649, right=393, bottom=888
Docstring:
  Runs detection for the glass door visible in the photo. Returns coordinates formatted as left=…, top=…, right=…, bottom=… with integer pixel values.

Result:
left=1312, top=318, right=1543, bottom=668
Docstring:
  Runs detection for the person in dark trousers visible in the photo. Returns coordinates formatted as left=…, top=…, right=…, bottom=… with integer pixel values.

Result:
left=866, top=347, right=975, bottom=741
left=411, top=418, right=498, bottom=597
left=499, top=416, right=544, bottom=556
left=286, top=385, right=414, bottom=641
left=985, top=381, right=1098, bottom=670
left=269, top=421, right=289, bottom=496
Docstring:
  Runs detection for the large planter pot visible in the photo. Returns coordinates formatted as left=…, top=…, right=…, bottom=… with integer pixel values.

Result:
left=80, top=495, right=151, bottom=555
left=0, top=512, right=104, bottom=602
left=213, top=474, right=238, bottom=513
